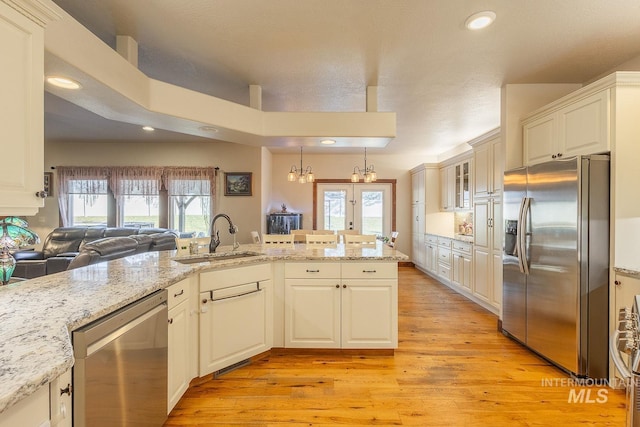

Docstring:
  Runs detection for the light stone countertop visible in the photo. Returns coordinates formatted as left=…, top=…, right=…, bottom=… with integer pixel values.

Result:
left=0, top=242, right=407, bottom=414
left=614, top=266, right=640, bottom=277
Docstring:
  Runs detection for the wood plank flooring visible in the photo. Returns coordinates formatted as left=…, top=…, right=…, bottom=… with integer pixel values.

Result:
left=165, top=267, right=626, bottom=426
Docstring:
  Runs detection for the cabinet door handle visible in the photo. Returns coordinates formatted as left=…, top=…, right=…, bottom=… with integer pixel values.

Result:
left=35, top=191, right=47, bottom=198
left=60, top=384, right=72, bottom=396
left=168, top=318, right=174, bottom=324
left=615, top=280, right=622, bottom=285
left=335, top=284, right=340, bottom=288
left=557, top=153, right=563, bottom=158
left=173, top=289, right=184, bottom=298
left=306, top=269, right=320, bottom=273
left=551, top=154, right=557, bottom=159
left=343, top=284, right=347, bottom=288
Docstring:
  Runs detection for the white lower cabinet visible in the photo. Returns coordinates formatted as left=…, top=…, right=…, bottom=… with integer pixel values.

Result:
left=436, top=237, right=452, bottom=283
left=284, top=262, right=398, bottom=349
left=451, top=241, right=473, bottom=292
left=0, top=385, right=49, bottom=427
left=167, top=279, right=191, bottom=413
left=199, top=263, right=273, bottom=377
left=49, top=370, right=72, bottom=427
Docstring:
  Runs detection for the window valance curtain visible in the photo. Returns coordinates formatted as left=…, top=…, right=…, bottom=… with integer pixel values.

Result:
left=56, top=166, right=217, bottom=226
left=56, top=166, right=111, bottom=226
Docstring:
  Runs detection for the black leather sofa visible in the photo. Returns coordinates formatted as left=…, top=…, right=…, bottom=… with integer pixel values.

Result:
left=14, top=226, right=178, bottom=279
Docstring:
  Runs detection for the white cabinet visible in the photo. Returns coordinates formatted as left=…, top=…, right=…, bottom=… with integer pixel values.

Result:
left=412, top=203, right=425, bottom=268
left=439, top=165, right=456, bottom=211
left=284, top=262, right=398, bottom=349
left=199, top=263, right=273, bottom=376
left=454, top=159, right=472, bottom=210
left=523, top=90, right=610, bottom=166
left=451, top=240, right=473, bottom=292
left=411, top=165, right=439, bottom=270
left=411, top=168, right=425, bottom=205
left=436, top=237, right=452, bottom=283
left=0, top=2, right=54, bottom=215
left=474, top=138, right=502, bottom=199
left=49, top=370, right=72, bottom=427
left=0, top=385, right=49, bottom=427
left=167, top=279, right=191, bottom=413
left=473, top=197, right=502, bottom=312
left=424, top=234, right=438, bottom=275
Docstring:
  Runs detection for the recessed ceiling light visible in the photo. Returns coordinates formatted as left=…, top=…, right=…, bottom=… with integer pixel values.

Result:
left=321, top=139, right=336, bottom=145
left=142, top=126, right=155, bottom=132
left=46, top=76, right=81, bottom=89
left=465, top=11, right=496, bottom=30
left=199, top=126, right=219, bottom=133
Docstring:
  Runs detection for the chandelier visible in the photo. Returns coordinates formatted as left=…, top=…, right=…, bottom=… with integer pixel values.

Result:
left=351, top=147, right=377, bottom=183
left=287, top=147, right=315, bottom=184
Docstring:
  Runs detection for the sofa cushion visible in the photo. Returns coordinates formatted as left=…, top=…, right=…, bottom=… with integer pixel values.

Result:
left=103, top=228, right=140, bottom=237
left=79, top=227, right=106, bottom=250
left=129, top=234, right=153, bottom=253
left=13, top=250, right=44, bottom=261
left=42, top=228, right=87, bottom=258
left=149, top=233, right=177, bottom=251
left=67, top=236, right=139, bottom=270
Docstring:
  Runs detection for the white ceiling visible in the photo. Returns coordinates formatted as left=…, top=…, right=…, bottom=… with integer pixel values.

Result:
left=45, top=0, right=640, bottom=157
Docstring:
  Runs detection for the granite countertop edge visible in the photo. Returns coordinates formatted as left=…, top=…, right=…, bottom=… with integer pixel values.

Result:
left=614, top=266, right=640, bottom=276
left=0, top=242, right=407, bottom=414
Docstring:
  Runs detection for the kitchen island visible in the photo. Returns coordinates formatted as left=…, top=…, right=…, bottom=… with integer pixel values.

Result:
left=0, top=241, right=407, bottom=419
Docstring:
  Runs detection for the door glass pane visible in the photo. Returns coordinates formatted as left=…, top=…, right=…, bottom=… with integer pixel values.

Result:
left=361, top=191, right=383, bottom=236
left=169, top=195, right=211, bottom=237
left=323, top=191, right=347, bottom=231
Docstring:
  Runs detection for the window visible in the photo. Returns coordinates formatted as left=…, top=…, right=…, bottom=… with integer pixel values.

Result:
left=165, top=169, right=213, bottom=237
left=69, top=179, right=109, bottom=226
left=56, top=166, right=216, bottom=233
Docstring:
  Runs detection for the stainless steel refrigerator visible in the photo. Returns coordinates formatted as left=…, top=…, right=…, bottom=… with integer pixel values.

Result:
left=502, top=154, right=610, bottom=379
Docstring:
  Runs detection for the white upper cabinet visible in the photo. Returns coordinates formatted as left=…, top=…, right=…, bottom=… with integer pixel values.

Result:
left=473, top=137, right=502, bottom=199
left=411, top=168, right=425, bottom=205
left=0, top=1, right=59, bottom=215
left=523, top=89, right=610, bottom=166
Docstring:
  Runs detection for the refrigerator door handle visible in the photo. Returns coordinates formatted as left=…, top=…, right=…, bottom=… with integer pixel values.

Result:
left=520, top=197, right=531, bottom=275
left=515, top=197, right=526, bottom=273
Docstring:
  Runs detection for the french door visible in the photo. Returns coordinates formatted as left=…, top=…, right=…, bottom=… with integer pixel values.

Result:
left=315, top=183, right=392, bottom=237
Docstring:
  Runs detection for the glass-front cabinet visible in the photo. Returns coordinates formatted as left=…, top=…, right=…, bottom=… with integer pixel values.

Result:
left=454, top=159, right=472, bottom=210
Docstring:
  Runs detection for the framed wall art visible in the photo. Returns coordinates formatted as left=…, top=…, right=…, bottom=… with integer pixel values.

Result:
left=44, top=172, right=53, bottom=197
left=224, top=172, right=252, bottom=196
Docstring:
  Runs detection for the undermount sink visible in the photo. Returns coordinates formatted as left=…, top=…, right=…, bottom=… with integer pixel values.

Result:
left=173, top=251, right=262, bottom=264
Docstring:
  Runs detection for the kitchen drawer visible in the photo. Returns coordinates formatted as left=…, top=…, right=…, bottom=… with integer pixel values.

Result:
left=451, top=240, right=472, bottom=255
left=438, top=250, right=451, bottom=266
left=342, top=262, right=397, bottom=279
left=437, top=262, right=451, bottom=281
left=285, top=262, right=341, bottom=279
left=425, top=234, right=438, bottom=245
left=167, top=278, right=190, bottom=310
left=200, top=263, right=272, bottom=292
left=437, top=237, right=451, bottom=249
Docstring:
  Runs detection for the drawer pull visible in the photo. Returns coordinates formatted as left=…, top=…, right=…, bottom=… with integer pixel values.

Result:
left=362, top=270, right=377, bottom=273
left=168, top=318, right=174, bottom=324
left=306, top=269, right=320, bottom=273
left=173, top=289, right=185, bottom=298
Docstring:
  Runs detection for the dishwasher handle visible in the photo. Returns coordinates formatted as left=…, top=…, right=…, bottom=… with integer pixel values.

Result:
left=204, top=282, right=262, bottom=303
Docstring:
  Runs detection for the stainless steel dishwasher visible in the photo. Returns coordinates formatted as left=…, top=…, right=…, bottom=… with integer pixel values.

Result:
left=73, top=289, right=168, bottom=427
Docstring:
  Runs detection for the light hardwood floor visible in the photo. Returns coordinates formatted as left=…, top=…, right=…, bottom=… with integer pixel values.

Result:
left=165, top=267, right=626, bottom=426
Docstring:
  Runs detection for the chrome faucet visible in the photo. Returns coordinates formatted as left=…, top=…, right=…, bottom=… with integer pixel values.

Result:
left=209, top=213, right=239, bottom=253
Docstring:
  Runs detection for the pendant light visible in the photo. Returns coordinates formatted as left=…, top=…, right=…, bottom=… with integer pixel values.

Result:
left=350, top=147, right=377, bottom=183
left=287, top=147, right=315, bottom=184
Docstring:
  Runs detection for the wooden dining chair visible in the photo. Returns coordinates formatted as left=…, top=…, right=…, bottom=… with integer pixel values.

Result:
left=337, top=229, right=360, bottom=243
left=262, top=234, right=294, bottom=245
left=291, top=229, right=314, bottom=243
left=305, top=234, right=338, bottom=244
left=343, top=234, right=377, bottom=244
left=312, top=230, right=336, bottom=235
